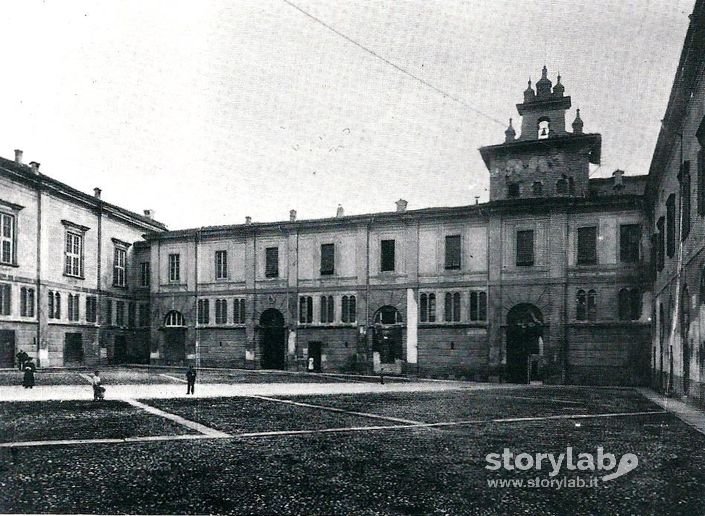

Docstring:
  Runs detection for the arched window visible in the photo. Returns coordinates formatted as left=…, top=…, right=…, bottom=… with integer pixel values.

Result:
left=587, top=289, right=597, bottom=321
left=320, top=295, right=334, bottom=323
left=420, top=293, right=428, bottom=323
left=538, top=117, right=550, bottom=139
left=507, top=182, right=520, bottom=198
left=164, top=310, right=185, bottom=327
left=532, top=181, right=543, bottom=196
left=374, top=306, right=402, bottom=325
left=576, top=290, right=587, bottom=321
left=556, top=176, right=568, bottom=195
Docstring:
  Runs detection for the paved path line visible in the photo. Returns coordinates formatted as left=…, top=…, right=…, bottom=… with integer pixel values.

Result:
left=490, top=394, right=584, bottom=405
left=121, top=398, right=230, bottom=438
left=428, top=410, right=668, bottom=428
left=160, top=373, right=187, bottom=383
left=78, top=373, right=93, bottom=383
left=249, top=394, right=428, bottom=426
left=0, top=434, right=215, bottom=448
left=637, top=388, right=705, bottom=436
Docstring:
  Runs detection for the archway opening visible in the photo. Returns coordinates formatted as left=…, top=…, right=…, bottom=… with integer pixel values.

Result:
left=260, top=308, right=286, bottom=370
left=506, top=304, right=544, bottom=383
left=163, top=310, right=186, bottom=365
left=373, top=306, right=403, bottom=366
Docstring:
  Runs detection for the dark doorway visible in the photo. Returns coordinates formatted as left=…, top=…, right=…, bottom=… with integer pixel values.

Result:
left=113, top=335, right=127, bottom=364
left=164, top=329, right=186, bottom=365
left=506, top=304, right=543, bottom=384
left=682, top=288, right=690, bottom=394
left=0, top=330, right=15, bottom=368
left=260, top=309, right=285, bottom=369
left=64, top=333, right=84, bottom=365
left=372, top=306, right=403, bottom=365
left=308, top=341, right=322, bottom=372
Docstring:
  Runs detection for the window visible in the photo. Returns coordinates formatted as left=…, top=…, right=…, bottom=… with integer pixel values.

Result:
left=698, top=148, right=705, bottom=216
left=86, top=296, right=97, bottom=323
left=116, top=301, right=125, bottom=326
left=576, top=290, right=587, bottom=321
left=419, top=293, right=436, bottom=323
left=618, top=288, right=641, bottom=321
left=587, top=290, right=597, bottom=321
left=197, top=299, right=209, bottom=324
left=0, top=283, right=10, bottom=315
left=320, top=244, right=335, bottom=275
left=469, top=291, right=487, bottom=321
left=341, top=295, right=356, bottom=323
left=381, top=239, right=395, bottom=272
left=138, top=304, right=149, bottom=327
left=666, top=194, right=675, bottom=258
left=20, top=287, right=35, bottom=317
left=215, top=250, right=228, bottom=280
left=215, top=299, right=228, bottom=324
left=168, top=254, right=180, bottom=282
left=532, top=182, right=543, bottom=196
left=233, top=298, right=246, bottom=324
left=128, top=302, right=136, bottom=327
left=320, top=295, right=334, bottom=323
left=299, top=296, right=313, bottom=324
left=507, top=182, right=520, bottom=198
left=656, top=217, right=665, bottom=271
left=556, top=177, right=568, bottom=195
left=265, top=247, right=279, bottom=278
left=516, top=230, right=534, bottom=266
left=444, top=292, right=461, bottom=322
left=619, top=224, right=641, bottom=263
left=445, top=235, right=461, bottom=270
left=577, top=226, right=597, bottom=265
left=164, top=311, right=185, bottom=327
left=680, top=161, right=691, bottom=240
left=113, top=247, right=127, bottom=287
left=106, top=299, right=112, bottom=325
left=65, top=232, right=84, bottom=277
left=701, top=266, right=705, bottom=305
left=68, top=294, right=80, bottom=321
left=48, top=291, right=61, bottom=319
left=0, top=213, right=15, bottom=265
left=140, top=262, right=150, bottom=287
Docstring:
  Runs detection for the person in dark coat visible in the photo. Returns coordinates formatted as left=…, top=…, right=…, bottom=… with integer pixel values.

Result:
left=186, top=366, right=196, bottom=395
left=22, top=357, right=36, bottom=389
left=16, top=350, right=29, bottom=371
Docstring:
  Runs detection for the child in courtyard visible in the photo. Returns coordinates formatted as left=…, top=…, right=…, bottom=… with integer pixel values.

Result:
left=92, top=370, right=106, bottom=401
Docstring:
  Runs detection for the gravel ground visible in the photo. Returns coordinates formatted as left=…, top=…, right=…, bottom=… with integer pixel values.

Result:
left=0, top=400, right=196, bottom=442
left=0, top=369, right=184, bottom=386
left=1, top=405, right=703, bottom=515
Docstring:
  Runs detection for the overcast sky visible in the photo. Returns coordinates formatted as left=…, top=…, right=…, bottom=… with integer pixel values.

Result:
left=0, top=0, right=694, bottom=229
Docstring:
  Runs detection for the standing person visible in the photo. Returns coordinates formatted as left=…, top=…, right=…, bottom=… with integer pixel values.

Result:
left=92, top=370, right=105, bottom=401
left=22, top=357, right=36, bottom=389
left=16, top=350, right=28, bottom=371
left=186, top=365, right=196, bottom=395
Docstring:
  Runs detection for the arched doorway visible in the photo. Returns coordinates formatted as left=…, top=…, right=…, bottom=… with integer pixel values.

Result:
left=506, top=304, right=544, bottom=384
left=372, top=306, right=403, bottom=371
left=163, top=311, right=186, bottom=365
left=260, top=309, right=286, bottom=370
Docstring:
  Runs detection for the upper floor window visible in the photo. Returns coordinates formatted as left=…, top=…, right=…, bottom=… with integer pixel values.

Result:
left=115, top=301, right=125, bottom=326
left=197, top=299, right=209, bottom=324
left=233, top=298, right=246, bottom=324
left=86, top=296, right=97, bottom=323
left=265, top=247, right=279, bottom=278
left=516, top=230, right=534, bottom=266
left=215, top=250, right=228, bottom=280
left=65, top=232, right=84, bottom=278
left=419, top=293, right=436, bottom=323
left=469, top=291, right=487, bottom=322
left=299, top=295, right=313, bottom=324
left=666, top=194, right=676, bottom=258
left=168, top=254, right=180, bottom=283
left=680, top=161, right=691, bottom=240
left=113, top=247, right=127, bottom=287
left=507, top=182, right=520, bottom=198
left=68, top=294, right=80, bottom=322
left=656, top=217, right=665, bottom=271
left=320, top=295, right=335, bottom=323
left=445, top=235, right=461, bottom=270
left=0, top=283, right=10, bottom=315
left=140, top=262, right=150, bottom=287
left=576, top=289, right=597, bottom=321
left=618, top=288, right=641, bottom=321
left=0, top=213, right=15, bottom=265
left=128, top=302, right=136, bottom=328
left=320, top=244, right=335, bottom=276
left=48, top=291, right=61, bottom=319
left=619, top=224, right=641, bottom=263
left=381, top=239, right=395, bottom=272
left=20, top=287, right=35, bottom=317
left=532, top=182, right=543, bottom=196
left=577, top=226, right=597, bottom=265
left=444, top=292, right=461, bottom=322
left=341, top=295, right=356, bottom=323
left=215, top=299, right=228, bottom=324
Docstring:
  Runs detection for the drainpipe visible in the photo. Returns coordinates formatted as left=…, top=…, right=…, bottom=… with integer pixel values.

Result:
left=96, top=197, right=103, bottom=367
left=35, top=176, right=42, bottom=366
left=562, top=206, right=569, bottom=384
left=365, top=217, right=373, bottom=373
left=194, top=229, right=200, bottom=368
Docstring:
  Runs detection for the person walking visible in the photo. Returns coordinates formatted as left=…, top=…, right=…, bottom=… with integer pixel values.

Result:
left=186, top=365, right=196, bottom=395
left=16, top=350, right=29, bottom=371
left=22, top=357, right=36, bottom=389
left=92, top=370, right=106, bottom=401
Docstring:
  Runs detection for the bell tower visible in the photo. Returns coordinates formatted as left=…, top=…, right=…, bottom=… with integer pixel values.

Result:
left=517, top=65, right=571, bottom=140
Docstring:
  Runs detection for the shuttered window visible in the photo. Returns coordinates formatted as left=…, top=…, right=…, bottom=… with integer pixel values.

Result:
left=577, top=226, right=597, bottom=265
left=516, top=230, right=534, bottom=266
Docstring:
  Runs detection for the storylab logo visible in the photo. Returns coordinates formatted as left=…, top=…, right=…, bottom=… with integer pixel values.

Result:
left=485, top=447, right=638, bottom=487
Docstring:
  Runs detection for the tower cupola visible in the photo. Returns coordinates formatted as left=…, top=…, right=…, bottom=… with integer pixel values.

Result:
left=553, top=74, right=565, bottom=97
left=572, top=109, right=584, bottom=134
left=535, top=65, right=553, bottom=98
left=504, top=118, right=516, bottom=142
left=515, top=66, right=572, bottom=140
left=523, top=80, right=535, bottom=103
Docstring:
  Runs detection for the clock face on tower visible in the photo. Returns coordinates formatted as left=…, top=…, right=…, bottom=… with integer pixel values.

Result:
left=491, top=153, right=565, bottom=178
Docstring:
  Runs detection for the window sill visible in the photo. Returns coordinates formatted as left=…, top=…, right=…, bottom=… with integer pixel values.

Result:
left=111, top=284, right=128, bottom=289
left=0, top=261, right=19, bottom=268
left=63, top=273, right=85, bottom=280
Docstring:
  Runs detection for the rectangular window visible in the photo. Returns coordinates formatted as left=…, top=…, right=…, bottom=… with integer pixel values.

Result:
left=577, top=226, right=597, bottom=265
left=20, top=287, right=35, bottom=317
left=106, top=299, right=113, bottom=325
left=444, top=292, right=461, bottom=322
left=341, top=295, right=356, bottom=323
left=115, top=301, right=125, bottom=326
left=138, top=303, right=150, bottom=327
left=197, top=299, right=210, bottom=324
left=299, top=296, right=313, bottom=324
left=86, top=296, right=97, bottom=323
left=445, top=235, right=461, bottom=270
left=215, top=299, right=228, bottom=324
left=320, top=244, right=335, bottom=275
left=698, top=148, right=705, bottom=216
left=169, top=254, right=180, bottom=282
left=656, top=217, right=665, bottom=271
left=0, top=213, right=15, bottom=265
left=215, top=250, right=228, bottom=280
left=128, top=302, right=136, bottom=327
left=0, top=283, right=10, bottom=315
left=65, top=232, right=84, bottom=277
left=265, top=247, right=279, bottom=278
left=516, top=230, right=535, bottom=266
left=619, top=224, right=641, bottom=263
left=469, top=291, right=487, bottom=321
left=666, top=194, right=675, bottom=258
left=140, top=262, right=150, bottom=287
left=113, top=247, right=127, bottom=287
left=681, top=161, right=691, bottom=240
left=381, top=239, right=395, bottom=272
left=233, top=298, right=246, bottom=324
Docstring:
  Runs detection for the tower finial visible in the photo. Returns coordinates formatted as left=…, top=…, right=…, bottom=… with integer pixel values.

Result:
left=572, top=108, right=583, bottom=134
left=505, top=118, right=516, bottom=142
left=553, top=73, right=564, bottom=97
left=542, top=65, right=548, bottom=78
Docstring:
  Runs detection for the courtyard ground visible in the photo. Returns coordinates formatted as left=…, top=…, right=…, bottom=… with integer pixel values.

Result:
left=0, top=367, right=703, bottom=515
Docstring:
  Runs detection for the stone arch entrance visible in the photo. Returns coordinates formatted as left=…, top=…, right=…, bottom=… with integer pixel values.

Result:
left=163, top=310, right=186, bottom=365
left=506, top=304, right=544, bottom=384
left=372, top=306, right=403, bottom=372
left=260, top=308, right=286, bottom=370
